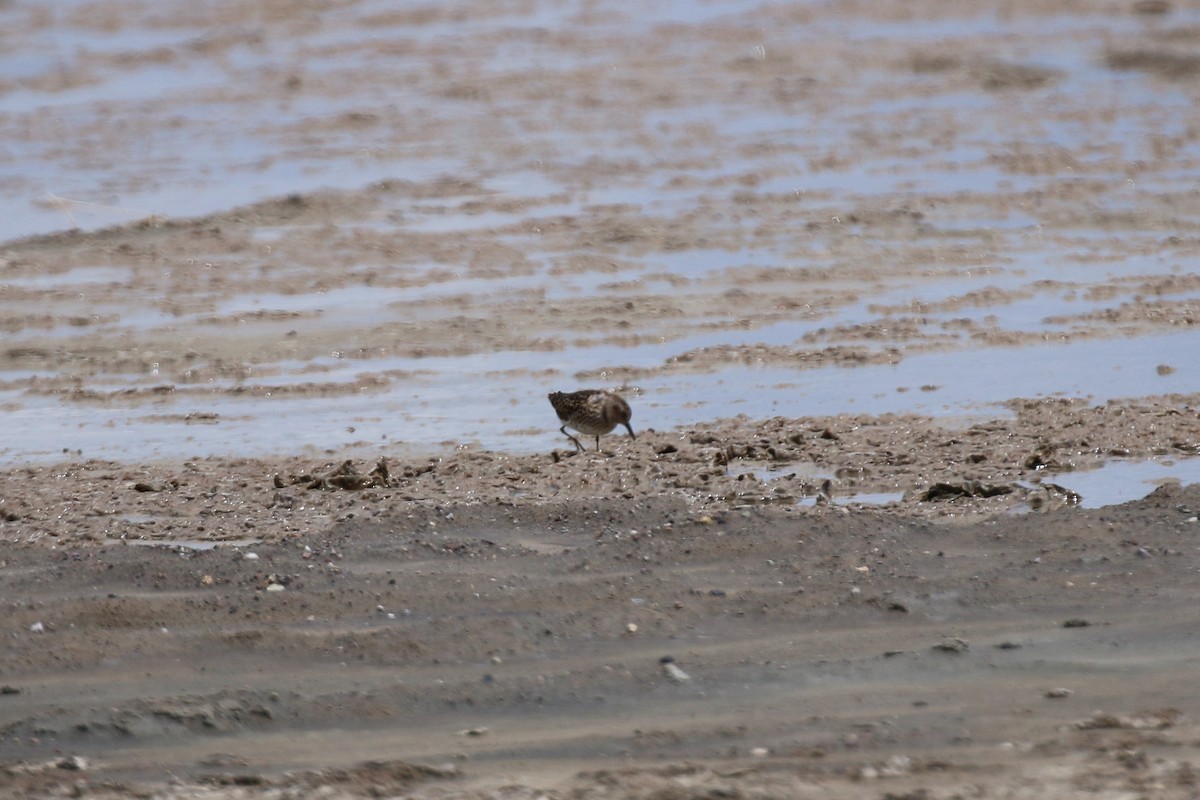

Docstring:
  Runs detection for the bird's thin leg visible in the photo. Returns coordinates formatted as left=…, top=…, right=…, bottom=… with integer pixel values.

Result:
left=594, top=435, right=601, bottom=451
left=560, top=425, right=584, bottom=452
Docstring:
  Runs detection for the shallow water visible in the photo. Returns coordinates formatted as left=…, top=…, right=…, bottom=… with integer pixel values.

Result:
left=2, top=0, right=1200, bottom=510
left=1039, top=457, right=1200, bottom=510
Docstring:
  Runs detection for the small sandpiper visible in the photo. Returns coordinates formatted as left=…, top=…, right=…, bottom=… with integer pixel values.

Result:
left=548, top=389, right=636, bottom=452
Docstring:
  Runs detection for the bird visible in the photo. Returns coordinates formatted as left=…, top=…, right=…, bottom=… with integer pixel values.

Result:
left=548, top=389, right=636, bottom=452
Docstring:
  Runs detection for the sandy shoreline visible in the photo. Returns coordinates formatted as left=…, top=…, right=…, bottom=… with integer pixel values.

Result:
left=2, top=396, right=1200, bottom=796
left=5, top=0, right=1200, bottom=795
left=2, top=455, right=1200, bottom=798
left=3, top=391, right=1199, bottom=549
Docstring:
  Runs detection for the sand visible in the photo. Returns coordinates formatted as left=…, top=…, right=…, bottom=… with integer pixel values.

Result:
left=3, top=0, right=1200, bottom=796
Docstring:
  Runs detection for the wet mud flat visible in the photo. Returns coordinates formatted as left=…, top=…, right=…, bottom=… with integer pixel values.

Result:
left=3, top=390, right=1200, bottom=547
left=2, top=444, right=1200, bottom=798
left=4, top=0, right=1200, bottom=795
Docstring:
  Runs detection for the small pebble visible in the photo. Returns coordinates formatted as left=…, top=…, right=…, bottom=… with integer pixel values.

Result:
left=662, top=662, right=692, bottom=683
left=57, top=755, right=88, bottom=771
left=1045, top=687, right=1073, bottom=699
left=244, top=552, right=260, bottom=561
left=29, top=622, right=44, bottom=634
left=457, top=727, right=488, bottom=737
left=932, top=637, right=969, bottom=653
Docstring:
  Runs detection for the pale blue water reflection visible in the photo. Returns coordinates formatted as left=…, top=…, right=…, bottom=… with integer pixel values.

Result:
left=3, top=0, right=1199, bottom=510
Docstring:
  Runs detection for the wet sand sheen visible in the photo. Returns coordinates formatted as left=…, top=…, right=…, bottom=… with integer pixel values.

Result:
left=2, top=0, right=1200, bottom=472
